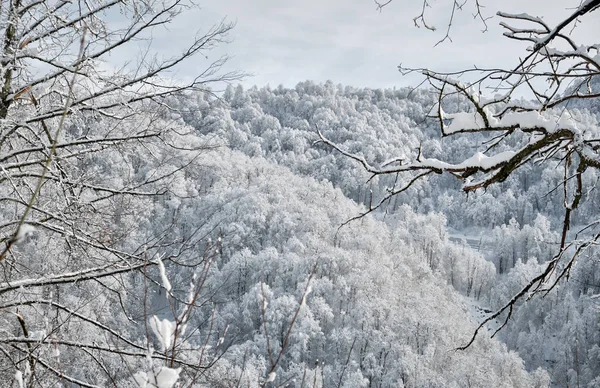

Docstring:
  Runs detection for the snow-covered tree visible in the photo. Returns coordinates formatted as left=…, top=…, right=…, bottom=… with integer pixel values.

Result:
left=0, top=0, right=239, bottom=386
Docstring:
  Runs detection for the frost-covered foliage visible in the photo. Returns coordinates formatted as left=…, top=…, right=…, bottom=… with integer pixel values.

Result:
left=172, top=82, right=600, bottom=233
left=170, top=81, right=600, bottom=386
left=168, top=147, right=541, bottom=387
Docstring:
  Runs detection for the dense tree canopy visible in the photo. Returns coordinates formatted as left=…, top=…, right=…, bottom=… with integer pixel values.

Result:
left=173, top=80, right=600, bottom=386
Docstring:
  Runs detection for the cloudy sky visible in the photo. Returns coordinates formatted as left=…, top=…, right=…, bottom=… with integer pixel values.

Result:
left=155, top=0, right=600, bottom=90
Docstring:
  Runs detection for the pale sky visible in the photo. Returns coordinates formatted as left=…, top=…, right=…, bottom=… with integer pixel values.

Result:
left=151, top=0, right=600, bottom=90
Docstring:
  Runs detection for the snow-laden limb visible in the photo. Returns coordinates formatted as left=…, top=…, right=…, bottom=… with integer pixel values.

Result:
left=265, top=372, right=276, bottom=383
left=156, top=257, right=172, bottom=293
left=299, top=283, right=312, bottom=308
left=134, top=367, right=181, bottom=388
left=494, top=110, right=579, bottom=133
left=13, top=223, right=35, bottom=243
left=444, top=111, right=486, bottom=134
left=14, top=370, right=23, bottom=388
left=418, top=151, right=516, bottom=171
left=496, top=11, right=546, bottom=26
left=317, top=129, right=379, bottom=174
left=0, top=261, right=154, bottom=295
left=149, top=316, right=177, bottom=352
left=319, top=128, right=577, bottom=193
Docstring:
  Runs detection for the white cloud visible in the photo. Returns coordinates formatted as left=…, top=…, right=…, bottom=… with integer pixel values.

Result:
left=146, top=0, right=600, bottom=89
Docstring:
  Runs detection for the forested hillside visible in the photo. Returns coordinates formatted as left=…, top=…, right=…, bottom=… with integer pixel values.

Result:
left=168, top=82, right=600, bottom=387
left=177, top=82, right=600, bottom=232
left=168, top=146, right=543, bottom=387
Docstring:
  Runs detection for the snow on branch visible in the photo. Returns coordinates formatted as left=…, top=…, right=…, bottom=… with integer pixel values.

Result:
left=318, top=127, right=573, bottom=193
left=0, top=261, right=154, bottom=295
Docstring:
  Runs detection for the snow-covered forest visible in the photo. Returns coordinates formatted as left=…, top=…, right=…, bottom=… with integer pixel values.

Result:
left=1, top=0, right=599, bottom=387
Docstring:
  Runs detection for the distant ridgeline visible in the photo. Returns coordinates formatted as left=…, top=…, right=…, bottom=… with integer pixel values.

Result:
left=173, top=81, right=600, bottom=232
